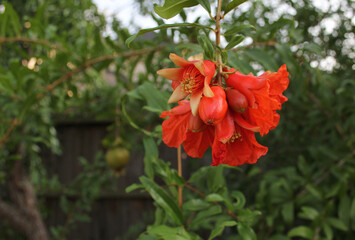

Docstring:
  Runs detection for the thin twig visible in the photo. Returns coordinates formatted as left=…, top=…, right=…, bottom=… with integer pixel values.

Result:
left=115, top=105, right=120, bottom=139
left=0, top=37, right=63, bottom=50
left=177, top=145, right=183, bottom=209
left=215, top=0, right=223, bottom=85
left=0, top=118, right=18, bottom=147
left=36, top=46, right=164, bottom=99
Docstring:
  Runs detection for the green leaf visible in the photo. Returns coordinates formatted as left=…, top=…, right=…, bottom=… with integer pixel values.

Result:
left=223, top=0, right=248, bottom=16
left=138, top=233, right=159, bottom=240
left=288, top=226, right=313, bottom=239
left=3, top=3, right=21, bottom=36
left=171, top=171, right=185, bottom=187
left=0, top=6, right=7, bottom=37
left=126, top=183, right=144, bottom=193
left=237, top=222, right=256, bottom=240
left=139, top=176, right=184, bottom=225
left=350, top=198, right=355, bottom=223
left=325, top=183, right=341, bottom=198
left=147, top=225, right=194, bottom=240
left=137, top=81, right=170, bottom=112
left=0, top=74, right=14, bottom=93
left=322, top=222, right=333, bottom=240
left=206, top=193, right=224, bottom=202
left=208, top=221, right=237, bottom=240
left=196, top=0, right=211, bottom=13
left=143, top=137, right=159, bottom=179
left=225, top=35, right=245, bottom=50
left=299, top=206, right=319, bottom=220
left=245, top=48, right=278, bottom=71
left=327, top=217, right=348, bottom=231
left=207, top=165, right=226, bottom=192
left=339, top=195, right=350, bottom=226
left=267, top=18, right=294, bottom=36
left=126, top=23, right=213, bottom=47
left=121, top=96, right=160, bottom=138
left=303, top=43, right=323, bottom=55
left=231, top=191, right=246, bottom=210
left=221, top=51, right=228, bottom=64
left=184, top=199, right=210, bottom=211
left=197, top=35, right=214, bottom=59
left=281, top=202, right=294, bottom=224
left=190, top=205, right=222, bottom=229
left=224, top=24, right=256, bottom=36
left=305, top=184, right=322, bottom=199
left=176, top=43, right=203, bottom=52
left=154, top=0, right=198, bottom=19
left=228, top=54, right=255, bottom=74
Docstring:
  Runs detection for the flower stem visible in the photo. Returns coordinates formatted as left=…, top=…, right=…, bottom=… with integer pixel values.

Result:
left=177, top=145, right=183, bottom=209
left=215, top=0, right=223, bottom=85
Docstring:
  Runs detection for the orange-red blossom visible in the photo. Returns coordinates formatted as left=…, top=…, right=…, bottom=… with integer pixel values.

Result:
left=159, top=54, right=289, bottom=166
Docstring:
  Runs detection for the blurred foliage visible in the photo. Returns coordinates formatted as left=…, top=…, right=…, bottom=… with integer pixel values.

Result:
left=0, top=0, right=354, bottom=239
left=127, top=0, right=355, bottom=239
left=0, top=0, right=170, bottom=238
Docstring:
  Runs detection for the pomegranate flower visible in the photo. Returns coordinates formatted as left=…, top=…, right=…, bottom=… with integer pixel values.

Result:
left=159, top=60, right=289, bottom=167
left=160, top=100, right=214, bottom=158
left=212, top=110, right=268, bottom=166
left=157, top=54, right=216, bottom=115
left=225, top=65, right=289, bottom=135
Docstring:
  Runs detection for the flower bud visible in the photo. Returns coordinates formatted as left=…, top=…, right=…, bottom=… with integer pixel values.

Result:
left=199, top=86, right=228, bottom=125
left=226, top=88, right=248, bottom=113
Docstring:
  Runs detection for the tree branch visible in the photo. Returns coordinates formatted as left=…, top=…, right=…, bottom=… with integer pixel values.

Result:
left=36, top=46, right=165, bottom=99
left=0, top=118, right=18, bottom=147
left=0, top=37, right=63, bottom=50
left=215, top=0, right=223, bottom=85
left=0, top=198, right=32, bottom=234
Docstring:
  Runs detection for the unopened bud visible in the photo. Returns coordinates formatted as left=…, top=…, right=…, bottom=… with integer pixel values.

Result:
left=226, top=88, right=248, bottom=113
left=199, top=86, right=228, bottom=125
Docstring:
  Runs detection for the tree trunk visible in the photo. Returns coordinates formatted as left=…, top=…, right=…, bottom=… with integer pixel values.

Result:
left=0, top=148, right=49, bottom=240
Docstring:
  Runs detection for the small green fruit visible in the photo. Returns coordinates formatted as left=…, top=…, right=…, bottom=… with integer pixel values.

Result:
left=105, top=147, right=130, bottom=171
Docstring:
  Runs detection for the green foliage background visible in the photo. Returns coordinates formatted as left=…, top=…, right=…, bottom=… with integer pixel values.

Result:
left=0, top=0, right=354, bottom=239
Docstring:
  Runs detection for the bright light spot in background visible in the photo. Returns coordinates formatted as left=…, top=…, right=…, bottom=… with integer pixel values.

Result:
left=313, top=0, right=341, bottom=12
left=319, top=56, right=337, bottom=72
left=27, top=57, right=37, bottom=70
left=24, top=21, right=31, bottom=28
left=321, top=15, right=341, bottom=35
left=0, top=4, right=5, bottom=14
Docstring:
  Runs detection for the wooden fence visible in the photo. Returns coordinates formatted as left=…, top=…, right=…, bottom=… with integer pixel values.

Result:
left=41, top=120, right=209, bottom=239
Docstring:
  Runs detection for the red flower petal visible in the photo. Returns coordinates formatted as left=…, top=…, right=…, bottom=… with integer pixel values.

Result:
left=233, top=112, right=260, bottom=132
left=184, top=126, right=214, bottom=158
left=212, top=125, right=268, bottom=166
left=160, top=101, right=191, bottom=147
left=215, top=110, right=235, bottom=143
left=161, top=112, right=190, bottom=148
left=225, top=65, right=289, bottom=136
